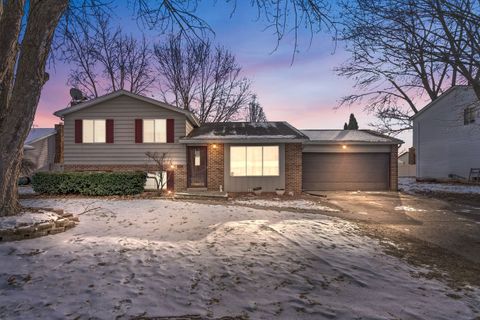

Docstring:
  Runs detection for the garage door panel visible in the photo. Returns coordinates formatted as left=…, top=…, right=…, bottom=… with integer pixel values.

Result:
left=302, top=153, right=390, bottom=191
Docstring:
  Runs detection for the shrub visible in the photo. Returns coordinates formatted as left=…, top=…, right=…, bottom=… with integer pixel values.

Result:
left=32, top=172, right=147, bottom=196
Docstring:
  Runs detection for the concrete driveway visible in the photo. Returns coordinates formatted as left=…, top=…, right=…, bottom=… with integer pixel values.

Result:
left=309, top=191, right=480, bottom=264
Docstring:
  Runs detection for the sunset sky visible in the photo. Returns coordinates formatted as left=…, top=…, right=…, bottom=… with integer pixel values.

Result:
left=35, top=1, right=412, bottom=147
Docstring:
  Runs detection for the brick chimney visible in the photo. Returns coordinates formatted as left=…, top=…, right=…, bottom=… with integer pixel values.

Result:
left=54, top=123, right=64, bottom=163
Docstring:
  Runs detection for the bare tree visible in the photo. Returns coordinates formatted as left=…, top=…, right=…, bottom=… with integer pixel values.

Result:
left=145, top=151, right=171, bottom=192
left=247, top=95, right=267, bottom=122
left=62, top=12, right=155, bottom=97
left=337, top=0, right=480, bottom=134
left=135, top=0, right=334, bottom=58
left=155, top=35, right=253, bottom=123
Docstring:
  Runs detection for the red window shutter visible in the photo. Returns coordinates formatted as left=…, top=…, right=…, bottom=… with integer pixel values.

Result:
left=167, top=119, right=174, bottom=143
left=106, top=119, right=114, bottom=143
left=74, top=120, right=82, bottom=143
left=135, top=119, right=143, bottom=143
left=167, top=170, right=174, bottom=191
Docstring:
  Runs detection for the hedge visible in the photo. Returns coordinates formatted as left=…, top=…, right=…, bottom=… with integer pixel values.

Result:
left=32, top=172, right=147, bottom=196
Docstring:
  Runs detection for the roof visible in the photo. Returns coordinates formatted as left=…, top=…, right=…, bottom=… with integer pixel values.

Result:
left=411, top=85, right=472, bottom=120
left=301, top=129, right=403, bottom=145
left=24, top=128, right=57, bottom=146
left=180, top=122, right=309, bottom=143
left=53, top=90, right=200, bottom=127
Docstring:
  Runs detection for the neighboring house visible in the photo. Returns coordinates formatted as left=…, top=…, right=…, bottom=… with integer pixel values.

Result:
left=398, top=151, right=416, bottom=177
left=23, top=128, right=58, bottom=172
left=54, top=90, right=402, bottom=193
left=412, top=86, right=480, bottom=180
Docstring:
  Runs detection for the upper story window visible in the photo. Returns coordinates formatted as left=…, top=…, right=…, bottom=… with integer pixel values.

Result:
left=83, top=119, right=105, bottom=143
left=230, top=146, right=279, bottom=177
left=143, top=119, right=166, bottom=143
left=464, top=107, right=476, bottom=125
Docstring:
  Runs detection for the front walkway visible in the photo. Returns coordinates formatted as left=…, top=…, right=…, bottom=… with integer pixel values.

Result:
left=0, top=198, right=478, bottom=319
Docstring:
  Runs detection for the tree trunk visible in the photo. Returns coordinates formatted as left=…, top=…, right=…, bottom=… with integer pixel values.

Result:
left=0, top=0, right=68, bottom=216
left=0, top=150, right=22, bottom=215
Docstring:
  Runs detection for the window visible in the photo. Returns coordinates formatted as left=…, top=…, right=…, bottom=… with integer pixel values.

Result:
left=194, top=150, right=201, bottom=166
left=231, top=147, right=247, bottom=176
left=143, top=119, right=166, bottom=143
left=83, top=120, right=105, bottom=143
left=230, top=146, right=279, bottom=176
left=464, top=107, right=476, bottom=125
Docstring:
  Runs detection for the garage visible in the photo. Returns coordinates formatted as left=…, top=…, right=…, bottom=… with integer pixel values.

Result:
left=302, top=153, right=390, bottom=191
left=301, top=130, right=403, bottom=191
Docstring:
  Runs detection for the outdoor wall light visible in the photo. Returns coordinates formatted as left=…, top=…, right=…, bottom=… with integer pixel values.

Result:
left=212, top=144, right=217, bottom=148
left=342, top=145, right=347, bottom=149
left=170, top=164, right=175, bottom=169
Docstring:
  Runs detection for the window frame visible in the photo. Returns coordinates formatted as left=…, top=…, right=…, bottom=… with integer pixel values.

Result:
left=230, top=145, right=280, bottom=177
left=464, top=107, right=478, bottom=125
left=82, top=119, right=106, bottom=143
left=143, top=119, right=167, bottom=143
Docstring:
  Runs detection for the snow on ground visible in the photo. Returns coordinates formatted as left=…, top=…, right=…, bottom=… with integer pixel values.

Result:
left=233, top=198, right=339, bottom=212
left=1, top=198, right=479, bottom=319
left=18, top=186, right=35, bottom=195
left=394, top=205, right=427, bottom=212
left=400, top=177, right=480, bottom=194
left=0, top=210, right=58, bottom=229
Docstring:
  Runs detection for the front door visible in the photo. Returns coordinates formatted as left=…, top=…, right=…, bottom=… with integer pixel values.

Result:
left=187, top=146, right=207, bottom=188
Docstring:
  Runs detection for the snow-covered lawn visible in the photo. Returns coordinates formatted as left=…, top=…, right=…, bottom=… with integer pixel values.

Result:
left=400, top=177, right=480, bottom=195
left=232, top=198, right=339, bottom=212
left=1, top=198, right=478, bottom=319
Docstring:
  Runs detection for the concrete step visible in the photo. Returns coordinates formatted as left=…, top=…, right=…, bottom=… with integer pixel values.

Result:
left=174, top=191, right=229, bottom=200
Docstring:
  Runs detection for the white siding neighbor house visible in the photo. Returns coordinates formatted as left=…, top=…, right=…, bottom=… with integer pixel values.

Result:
left=412, top=86, right=480, bottom=180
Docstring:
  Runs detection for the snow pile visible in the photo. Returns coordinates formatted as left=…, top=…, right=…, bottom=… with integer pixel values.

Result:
left=400, top=177, right=480, bottom=195
left=0, top=210, right=58, bottom=230
left=394, top=205, right=427, bottom=212
left=233, top=198, right=339, bottom=212
left=18, top=186, right=35, bottom=195
left=0, top=198, right=478, bottom=319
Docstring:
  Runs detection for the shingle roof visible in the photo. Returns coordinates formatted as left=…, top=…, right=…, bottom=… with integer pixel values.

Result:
left=301, top=129, right=403, bottom=145
left=25, top=128, right=57, bottom=145
left=181, top=122, right=308, bottom=142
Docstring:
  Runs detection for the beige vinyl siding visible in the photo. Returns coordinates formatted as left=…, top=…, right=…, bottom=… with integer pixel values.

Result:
left=24, top=136, right=56, bottom=171
left=63, top=95, right=188, bottom=165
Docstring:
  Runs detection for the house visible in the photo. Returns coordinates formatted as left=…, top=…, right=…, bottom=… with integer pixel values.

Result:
left=398, top=151, right=416, bottom=177
left=23, top=127, right=61, bottom=172
left=54, top=90, right=402, bottom=193
left=412, top=86, right=480, bottom=180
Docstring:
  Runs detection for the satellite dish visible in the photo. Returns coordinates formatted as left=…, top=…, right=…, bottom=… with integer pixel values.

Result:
left=70, top=88, right=85, bottom=101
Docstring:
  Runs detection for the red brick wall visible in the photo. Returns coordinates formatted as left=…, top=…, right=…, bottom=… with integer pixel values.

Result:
left=207, top=144, right=224, bottom=191
left=54, top=123, right=64, bottom=164
left=285, top=143, right=302, bottom=194
left=63, top=164, right=187, bottom=192
left=390, top=145, right=399, bottom=191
